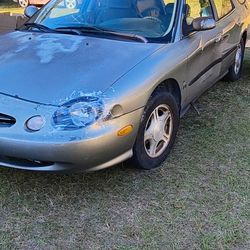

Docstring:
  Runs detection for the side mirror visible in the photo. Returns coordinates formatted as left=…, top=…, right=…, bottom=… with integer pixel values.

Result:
left=192, top=17, right=216, bottom=31
left=24, top=5, right=39, bottom=18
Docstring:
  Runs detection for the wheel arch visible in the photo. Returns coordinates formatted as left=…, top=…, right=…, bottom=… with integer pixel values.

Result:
left=150, top=79, right=182, bottom=110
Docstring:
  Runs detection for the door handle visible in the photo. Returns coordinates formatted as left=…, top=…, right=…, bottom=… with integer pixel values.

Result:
left=215, top=33, right=229, bottom=43
left=222, top=33, right=230, bottom=41
left=215, top=34, right=222, bottom=43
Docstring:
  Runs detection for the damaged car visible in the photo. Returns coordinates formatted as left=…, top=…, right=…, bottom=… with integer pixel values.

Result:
left=0, top=0, right=249, bottom=172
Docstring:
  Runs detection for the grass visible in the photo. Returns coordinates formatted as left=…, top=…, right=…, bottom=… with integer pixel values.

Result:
left=0, top=1, right=23, bottom=14
left=0, top=33, right=249, bottom=250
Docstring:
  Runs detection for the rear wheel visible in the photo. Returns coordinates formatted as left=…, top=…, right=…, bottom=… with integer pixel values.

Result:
left=18, top=0, right=29, bottom=8
left=224, top=38, right=245, bottom=82
left=132, top=91, right=180, bottom=170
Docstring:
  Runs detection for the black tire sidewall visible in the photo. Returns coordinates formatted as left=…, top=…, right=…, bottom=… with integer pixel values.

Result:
left=227, top=38, right=245, bottom=81
left=133, top=92, right=180, bottom=170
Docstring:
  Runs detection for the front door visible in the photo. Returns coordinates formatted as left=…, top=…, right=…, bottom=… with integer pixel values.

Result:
left=184, top=0, right=223, bottom=103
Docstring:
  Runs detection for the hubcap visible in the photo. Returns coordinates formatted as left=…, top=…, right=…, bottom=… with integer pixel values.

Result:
left=19, top=0, right=28, bottom=8
left=234, top=44, right=242, bottom=75
left=144, top=104, right=173, bottom=158
left=65, top=0, right=77, bottom=8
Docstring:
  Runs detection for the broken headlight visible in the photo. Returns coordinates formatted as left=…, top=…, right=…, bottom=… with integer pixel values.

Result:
left=52, top=96, right=104, bottom=130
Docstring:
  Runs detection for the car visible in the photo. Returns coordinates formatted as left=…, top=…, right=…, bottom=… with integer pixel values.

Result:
left=13, top=0, right=79, bottom=9
left=13, top=0, right=49, bottom=8
left=0, top=0, right=249, bottom=172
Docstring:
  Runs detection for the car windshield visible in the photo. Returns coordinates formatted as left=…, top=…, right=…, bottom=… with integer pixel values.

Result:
left=27, top=0, right=177, bottom=40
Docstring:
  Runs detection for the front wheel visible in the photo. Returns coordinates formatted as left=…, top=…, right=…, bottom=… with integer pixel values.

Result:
left=224, top=38, right=245, bottom=82
left=132, top=91, right=180, bottom=170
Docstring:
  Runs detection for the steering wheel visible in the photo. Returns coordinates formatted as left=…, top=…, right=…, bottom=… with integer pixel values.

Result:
left=141, top=8, right=163, bottom=24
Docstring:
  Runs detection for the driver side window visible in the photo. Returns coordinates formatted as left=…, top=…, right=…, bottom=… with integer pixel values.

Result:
left=185, top=0, right=213, bottom=25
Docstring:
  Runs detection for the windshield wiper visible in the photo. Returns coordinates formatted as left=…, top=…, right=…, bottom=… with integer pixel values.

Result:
left=56, top=25, right=112, bottom=33
left=24, top=23, right=147, bottom=42
left=24, top=23, right=82, bottom=35
left=56, top=25, right=148, bottom=43
left=24, top=23, right=55, bottom=32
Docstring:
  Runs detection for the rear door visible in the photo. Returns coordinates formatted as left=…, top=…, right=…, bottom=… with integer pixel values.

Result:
left=184, top=0, right=223, bottom=103
left=212, top=0, right=241, bottom=75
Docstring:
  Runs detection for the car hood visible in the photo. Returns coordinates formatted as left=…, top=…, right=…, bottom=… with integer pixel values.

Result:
left=0, top=31, right=162, bottom=106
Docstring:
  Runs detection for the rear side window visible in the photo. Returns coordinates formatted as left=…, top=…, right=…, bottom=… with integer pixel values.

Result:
left=213, top=0, right=234, bottom=19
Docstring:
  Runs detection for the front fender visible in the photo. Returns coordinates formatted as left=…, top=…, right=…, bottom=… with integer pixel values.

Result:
left=103, top=42, right=188, bottom=116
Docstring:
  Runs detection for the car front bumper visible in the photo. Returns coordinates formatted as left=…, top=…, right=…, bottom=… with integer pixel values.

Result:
left=0, top=94, right=143, bottom=172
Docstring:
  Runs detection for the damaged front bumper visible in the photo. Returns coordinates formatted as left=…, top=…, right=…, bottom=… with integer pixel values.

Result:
left=0, top=94, right=143, bottom=172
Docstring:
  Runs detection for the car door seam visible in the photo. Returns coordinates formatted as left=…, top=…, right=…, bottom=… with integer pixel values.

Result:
left=188, top=45, right=238, bottom=86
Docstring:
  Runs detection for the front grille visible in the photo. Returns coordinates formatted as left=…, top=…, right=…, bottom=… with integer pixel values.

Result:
left=0, top=155, right=54, bottom=168
left=0, top=113, right=16, bottom=127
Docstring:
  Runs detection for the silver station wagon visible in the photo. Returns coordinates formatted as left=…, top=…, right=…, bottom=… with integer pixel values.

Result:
left=0, top=0, right=249, bottom=172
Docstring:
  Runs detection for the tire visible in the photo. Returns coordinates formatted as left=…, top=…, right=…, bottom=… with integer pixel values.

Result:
left=64, top=0, right=78, bottom=9
left=18, top=0, right=29, bottom=8
left=131, top=91, right=180, bottom=170
left=223, top=38, right=245, bottom=82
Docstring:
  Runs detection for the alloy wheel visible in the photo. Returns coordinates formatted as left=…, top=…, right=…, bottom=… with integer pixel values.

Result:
left=19, top=0, right=29, bottom=8
left=65, top=0, right=77, bottom=9
left=144, top=104, right=173, bottom=158
left=234, top=44, right=243, bottom=75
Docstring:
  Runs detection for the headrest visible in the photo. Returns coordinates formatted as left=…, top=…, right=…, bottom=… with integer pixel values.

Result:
left=165, top=3, right=175, bottom=14
left=107, top=0, right=132, bottom=8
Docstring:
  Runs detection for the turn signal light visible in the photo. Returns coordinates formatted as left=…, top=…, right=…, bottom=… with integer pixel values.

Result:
left=117, top=125, right=133, bottom=137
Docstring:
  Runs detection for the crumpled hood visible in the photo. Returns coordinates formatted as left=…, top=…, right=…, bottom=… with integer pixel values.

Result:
left=0, top=31, right=162, bottom=106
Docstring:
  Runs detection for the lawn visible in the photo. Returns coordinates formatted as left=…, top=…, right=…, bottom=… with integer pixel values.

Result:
left=0, top=0, right=23, bottom=14
left=0, top=49, right=249, bottom=249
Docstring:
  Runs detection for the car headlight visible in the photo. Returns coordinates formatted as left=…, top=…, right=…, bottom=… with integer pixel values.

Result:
left=52, top=96, right=104, bottom=130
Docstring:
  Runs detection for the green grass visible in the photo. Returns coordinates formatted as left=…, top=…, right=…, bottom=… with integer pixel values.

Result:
left=0, top=0, right=23, bottom=14
left=0, top=50, right=249, bottom=249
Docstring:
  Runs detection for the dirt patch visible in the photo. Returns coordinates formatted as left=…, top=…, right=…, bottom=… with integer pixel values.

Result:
left=0, top=13, right=27, bottom=33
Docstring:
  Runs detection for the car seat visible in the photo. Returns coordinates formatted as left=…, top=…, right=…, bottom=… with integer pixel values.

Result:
left=164, top=3, right=175, bottom=26
left=96, top=0, right=138, bottom=24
